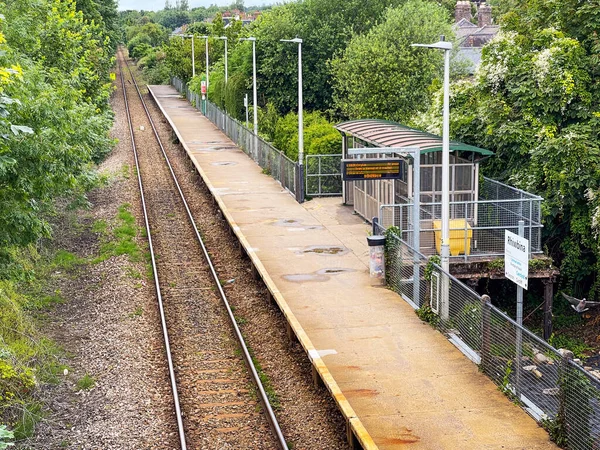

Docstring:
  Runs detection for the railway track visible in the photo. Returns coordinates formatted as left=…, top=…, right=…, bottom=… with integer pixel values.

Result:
left=117, top=48, right=287, bottom=449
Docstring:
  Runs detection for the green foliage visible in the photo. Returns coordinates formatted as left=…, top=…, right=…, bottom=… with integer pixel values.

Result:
left=455, top=301, right=482, bottom=350
left=416, top=304, right=440, bottom=327
left=330, top=0, right=453, bottom=123
left=557, top=365, right=600, bottom=449
left=272, top=111, right=340, bottom=161
left=76, top=374, right=95, bottom=391
left=416, top=2, right=600, bottom=296
left=95, top=204, right=142, bottom=263
left=0, top=424, right=14, bottom=449
left=250, top=0, right=406, bottom=114
left=0, top=4, right=115, bottom=270
left=548, top=333, right=592, bottom=359
left=424, top=255, right=441, bottom=281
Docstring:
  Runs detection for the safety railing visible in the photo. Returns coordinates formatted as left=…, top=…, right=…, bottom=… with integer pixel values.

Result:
left=379, top=226, right=600, bottom=449
left=170, top=77, right=300, bottom=200
left=379, top=177, right=543, bottom=260
left=305, top=154, right=342, bottom=197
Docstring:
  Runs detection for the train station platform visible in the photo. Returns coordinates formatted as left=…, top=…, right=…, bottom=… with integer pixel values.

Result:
left=148, top=85, right=557, bottom=450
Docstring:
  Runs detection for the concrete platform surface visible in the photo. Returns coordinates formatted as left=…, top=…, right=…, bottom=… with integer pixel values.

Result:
left=148, top=85, right=557, bottom=450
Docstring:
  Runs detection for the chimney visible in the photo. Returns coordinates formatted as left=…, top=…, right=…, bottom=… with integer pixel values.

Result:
left=478, top=3, right=492, bottom=27
left=455, top=1, right=472, bottom=23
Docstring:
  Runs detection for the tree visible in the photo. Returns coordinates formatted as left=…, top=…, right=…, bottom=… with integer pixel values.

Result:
left=330, top=0, right=453, bottom=123
left=416, top=3, right=600, bottom=295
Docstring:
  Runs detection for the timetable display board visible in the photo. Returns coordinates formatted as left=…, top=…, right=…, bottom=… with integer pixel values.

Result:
left=342, top=159, right=403, bottom=181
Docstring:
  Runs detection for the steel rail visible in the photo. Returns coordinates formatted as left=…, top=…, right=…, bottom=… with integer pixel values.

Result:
left=117, top=51, right=188, bottom=450
left=120, top=53, right=289, bottom=449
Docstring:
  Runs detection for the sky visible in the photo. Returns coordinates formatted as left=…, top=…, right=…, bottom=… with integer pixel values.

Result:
left=118, top=0, right=256, bottom=11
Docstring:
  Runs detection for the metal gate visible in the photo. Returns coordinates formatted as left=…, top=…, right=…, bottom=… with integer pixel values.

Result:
left=305, top=154, right=343, bottom=197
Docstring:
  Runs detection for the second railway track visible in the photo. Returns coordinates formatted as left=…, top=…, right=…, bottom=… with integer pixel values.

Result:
left=117, top=49, right=287, bottom=449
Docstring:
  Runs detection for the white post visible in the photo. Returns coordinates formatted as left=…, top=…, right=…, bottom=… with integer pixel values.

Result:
left=515, top=219, right=525, bottom=400
left=413, top=149, right=421, bottom=307
left=252, top=39, right=258, bottom=137
left=440, top=41, right=451, bottom=320
left=191, top=34, right=195, bottom=78
left=245, top=94, right=249, bottom=127
left=281, top=37, right=304, bottom=202
left=205, top=36, right=209, bottom=92
left=298, top=40, right=303, bottom=168
left=224, top=38, right=228, bottom=83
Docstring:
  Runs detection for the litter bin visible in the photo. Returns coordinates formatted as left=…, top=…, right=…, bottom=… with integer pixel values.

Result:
left=367, top=235, right=386, bottom=286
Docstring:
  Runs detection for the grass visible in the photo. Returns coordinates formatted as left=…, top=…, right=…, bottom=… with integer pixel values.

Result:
left=51, top=250, right=85, bottom=271
left=128, top=306, right=143, bottom=318
left=76, top=374, right=95, bottom=391
left=94, top=204, right=142, bottom=263
left=548, top=333, right=592, bottom=359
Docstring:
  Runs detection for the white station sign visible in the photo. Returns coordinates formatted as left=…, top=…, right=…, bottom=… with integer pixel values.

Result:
left=505, top=230, right=529, bottom=290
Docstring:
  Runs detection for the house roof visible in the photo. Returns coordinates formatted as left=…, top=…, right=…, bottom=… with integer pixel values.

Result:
left=335, top=119, right=493, bottom=157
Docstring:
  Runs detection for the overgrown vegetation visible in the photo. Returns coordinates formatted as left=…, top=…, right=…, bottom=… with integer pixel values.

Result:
left=0, top=0, right=118, bottom=437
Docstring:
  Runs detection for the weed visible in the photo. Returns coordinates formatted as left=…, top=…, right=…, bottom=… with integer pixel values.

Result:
left=51, top=251, right=84, bottom=271
left=91, top=219, right=108, bottom=235
left=261, top=167, right=271, bottom=176
left=94, top=204, right=141, bottom=263
left=121, top=164, right=130, bottom=179
left=0, top=424, right=14, bottom=449
left=128, top=306, right=143, bottom=318
left=416, top=304, right=440, bottom=328
left=76, top=374, right=95, bottom=391
left=499, top=360, right=516, bottom=400
left=548, top=333, right=592, bottom=359
left=125, top=267, right=142, bottom=279
left=169, top=282, right=177, bottom=288
left=12, top=400, right=44, bottom=440
left=235, top=316, right=248, bottom=326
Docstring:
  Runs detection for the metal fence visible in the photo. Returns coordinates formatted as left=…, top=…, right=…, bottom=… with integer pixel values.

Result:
left=379, top=225, right=600, bottom=450
left=171, top=77, right=299, bottom=199
left=379, top=177, right=543, bottom=260
left=305, top=154, right=342, bottom=197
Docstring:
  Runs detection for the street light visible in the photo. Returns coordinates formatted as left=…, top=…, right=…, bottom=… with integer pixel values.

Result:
left=280, top=37, right=304, bottom=203
left=239, top=37, right=258, bottom=139
left=182, top=34, right=195, bottom=78
left=411, top=36, right=452, bottom=319
left=200, top=35, right=209, bottom=93
left=217, top=36, right=228, bottom=83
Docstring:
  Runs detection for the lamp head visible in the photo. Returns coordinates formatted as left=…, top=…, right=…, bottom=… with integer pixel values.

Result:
left=217, top=36, right=228, bottom=40
left=280, top=37, right=302, bottom=44
left=239, top=37, right=256, bottom=41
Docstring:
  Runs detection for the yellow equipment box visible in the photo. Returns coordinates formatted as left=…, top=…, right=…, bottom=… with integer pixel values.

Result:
left=432, top=219, right=473, bottom=256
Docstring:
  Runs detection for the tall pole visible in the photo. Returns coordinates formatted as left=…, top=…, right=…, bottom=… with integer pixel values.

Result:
left=411, top=36, right=453, bottom=319
left=298, top=40, right=303, bottom=169
left=191, top=34, right=195, bottom=78
left=281, top=37, right=304, bottom=202
left=440, top=40, right=451, bottom=319
left=252, top=39, right=257, bottom=137
left=203, top=36, right=209, bottom=93
left=224, top=38, right=228, bottom=83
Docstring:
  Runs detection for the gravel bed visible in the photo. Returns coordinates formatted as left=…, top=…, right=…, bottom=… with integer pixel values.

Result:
left=121, top=53, right=276, bottom=448
left=140, top=66, right=351, bottom=448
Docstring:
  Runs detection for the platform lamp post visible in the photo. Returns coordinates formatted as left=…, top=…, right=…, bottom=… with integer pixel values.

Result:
left=411, top=36, right=452, bottom=320
left=217, top=36, right=228, bottom=83
left=199, top=35, right=209, bottom=115
left=240, top=37, right=258, bottom=159
left=182, top=34, right=195, bottom=78
left=280, top=37, right=304, bottom=203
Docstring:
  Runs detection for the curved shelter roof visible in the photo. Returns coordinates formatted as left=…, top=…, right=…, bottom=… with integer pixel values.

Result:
left=335, top=119, right=493, bottom=157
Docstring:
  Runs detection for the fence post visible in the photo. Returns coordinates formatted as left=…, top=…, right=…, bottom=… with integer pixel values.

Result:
left=481, top=294, right=491, bottom=372
left=295, top=163, right=305, bottom=203
left=372, top=217, right=379, bottom=236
